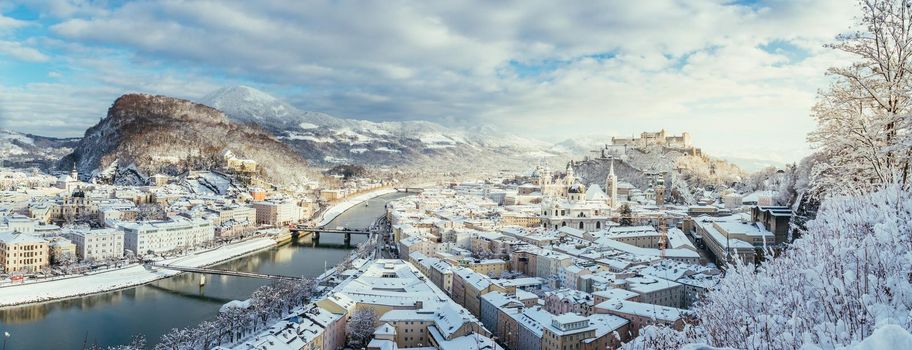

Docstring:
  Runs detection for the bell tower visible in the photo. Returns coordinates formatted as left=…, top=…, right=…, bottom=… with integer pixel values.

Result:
left=606, top=158, right=618, bottom=208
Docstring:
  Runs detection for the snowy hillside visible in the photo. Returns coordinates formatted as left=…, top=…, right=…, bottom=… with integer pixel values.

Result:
left=199, top=86, right=561, bottom=169
left=550, top=135, right=615, bottom=155
left=63, top=94, right=311, bottom=186
left=0, top=129, right=79, bottom=170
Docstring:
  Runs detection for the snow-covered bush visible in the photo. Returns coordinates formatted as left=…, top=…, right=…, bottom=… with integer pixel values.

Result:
left=153, top=278, right=316, bottom=349
left=625, top=185, right=912, bottom=349
left=346, top=308, right=377, bottom=346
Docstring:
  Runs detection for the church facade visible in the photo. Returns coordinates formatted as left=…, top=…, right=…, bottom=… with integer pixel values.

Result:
left=536, top=160, right=619, bottom=231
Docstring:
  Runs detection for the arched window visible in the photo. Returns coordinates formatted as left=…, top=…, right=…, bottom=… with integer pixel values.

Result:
left=578, top=222, right=584, bottom=229
left=561, top=221, right=566, bottom=227
left=596, top=221, right=601, bottom=229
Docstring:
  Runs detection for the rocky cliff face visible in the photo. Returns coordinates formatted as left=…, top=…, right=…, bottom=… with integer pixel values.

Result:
left=62, top=94, right=310, bottom=186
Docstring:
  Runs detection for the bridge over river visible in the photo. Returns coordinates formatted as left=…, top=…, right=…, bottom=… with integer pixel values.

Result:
left=290, top=226, right=371, bottom=244
left=147, top=263, right=305, bottom=282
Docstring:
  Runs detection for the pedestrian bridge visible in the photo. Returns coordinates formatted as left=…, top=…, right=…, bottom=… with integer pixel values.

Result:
left=290, top=226, right=371, bottom=244
left=395, top=187, right=424, bottom=193
left=147, top=263, right=304, bottom=281
left=292, top=227, right=371, bottom=235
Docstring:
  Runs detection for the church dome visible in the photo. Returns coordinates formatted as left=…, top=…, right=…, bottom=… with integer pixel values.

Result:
left=568, top=183, right=585, bottom=194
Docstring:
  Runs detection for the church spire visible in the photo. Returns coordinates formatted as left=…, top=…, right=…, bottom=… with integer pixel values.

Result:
left=70, top=162, right=78, bottom=180
left=606, top=158, right=618, bottom=208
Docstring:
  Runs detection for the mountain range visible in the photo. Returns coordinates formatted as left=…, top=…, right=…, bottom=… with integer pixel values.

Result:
left=199, top=86, right=560, bottom=171
left=0, top=85, right=767, bottom=186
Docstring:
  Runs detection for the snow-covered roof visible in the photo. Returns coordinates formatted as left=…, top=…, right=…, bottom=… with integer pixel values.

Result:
left=585, top=184, right=608, bottom=201
left=596, top=299, right=686, bottom=322
left=374, top=323, right=396, bottom=336
left=0, top=231, right=47, bottom=244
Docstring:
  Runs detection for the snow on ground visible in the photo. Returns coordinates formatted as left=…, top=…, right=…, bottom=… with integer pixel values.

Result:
left=322, top=155, right=349, bottom=164
left=282, top=133, right=334, bottom=143
left=316, top=188, right=397, bottom=227
left=418, top=132, right=461, bottom=145
left=846, top=325, right=912, bottom=350
left=525, top=150, right=558, bottom=158
left=164, top=237, right=276, bottom=267
left=0, top=237, right=276, bottom=307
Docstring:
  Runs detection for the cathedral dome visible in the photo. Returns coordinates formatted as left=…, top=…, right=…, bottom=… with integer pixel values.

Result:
left=568, top=183, right=585, bottom=194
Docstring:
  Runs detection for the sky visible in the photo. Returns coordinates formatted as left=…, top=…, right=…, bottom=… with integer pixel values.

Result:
left=0, top=0, right=859, bottom=164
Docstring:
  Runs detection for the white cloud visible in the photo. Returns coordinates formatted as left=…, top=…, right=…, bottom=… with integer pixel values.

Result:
left=0, top=40, right=49, bottom=61
left=3, top=0, right=863, bottom=162
left=0, top=14, right=27, bottom=30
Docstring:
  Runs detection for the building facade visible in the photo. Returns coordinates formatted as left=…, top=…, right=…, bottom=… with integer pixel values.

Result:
left=0, top=231, right=49, bottom=273
left=120, top=218, right=215, bottom=255
left=66, top=227, right=125, bottom=261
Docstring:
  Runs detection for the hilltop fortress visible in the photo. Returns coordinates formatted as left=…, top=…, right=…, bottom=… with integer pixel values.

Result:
left=612, top=130, right=692, bottom=149
left=593, top=130, right=702, bottom=159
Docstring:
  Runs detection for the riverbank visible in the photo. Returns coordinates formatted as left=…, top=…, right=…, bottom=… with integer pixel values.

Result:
left=0, top=237, right=277, bottom=308
left=316, top=187, right=398, bottom=227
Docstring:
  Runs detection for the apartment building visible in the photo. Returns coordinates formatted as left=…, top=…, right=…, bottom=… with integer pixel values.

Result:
left=119, top=218, right=214, bottom=255
left=0, top=231, right=49, bottom=273
left=65, top=227, right=125, bottom=261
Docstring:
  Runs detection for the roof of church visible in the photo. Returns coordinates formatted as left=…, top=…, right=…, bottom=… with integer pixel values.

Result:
left=568, top=183, right=585, bottom=194
left=586, top=184, right=608, bottom=200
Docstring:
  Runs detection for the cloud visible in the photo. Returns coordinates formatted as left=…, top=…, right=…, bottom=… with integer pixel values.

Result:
left=0, top=40, right=49, bottom=61
left=4, top=0, right=861, bottom=162
left=0, top=14, right=28, bottom=30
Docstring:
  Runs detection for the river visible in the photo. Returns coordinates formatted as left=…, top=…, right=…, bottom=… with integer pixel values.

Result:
left=0, top=191, right=411, bottom=350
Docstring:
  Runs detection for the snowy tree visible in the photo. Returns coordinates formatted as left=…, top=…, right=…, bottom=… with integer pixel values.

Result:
left=156, top=328, right=195, bottom=350
left=809, top=0, right=912, bottom=196
left=470, top=244, right=494, bottom=259
left=250, top=284, right=285, bottom=328
left=624, top=184, right=912, bottom=349
left=346, top=308, right=377, bottom=346
left=668, top=172, right=696, bottom=205
left=137, top=203, right=167, bottom=221
left=618, top=204, right=633, bottom=226
left=89, top=335, right=146, bottom=350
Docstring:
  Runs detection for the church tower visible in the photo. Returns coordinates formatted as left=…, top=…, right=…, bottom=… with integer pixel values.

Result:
left=540, top=165, right=554, bottom=197
left=564, top=161, right=575, bottom=186
left=606, top=158, right=618, bottom=208
left=655, top=173, right=666, bottom=207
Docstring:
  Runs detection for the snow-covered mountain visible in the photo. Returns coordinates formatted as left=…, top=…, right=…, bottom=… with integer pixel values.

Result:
left=199, top=86, right=562, bottom=170
left=550, top=135, right=615, bottom=156
left=0, top=129, right=79, bottom=170
left=63, top=94, right=311, bottom=186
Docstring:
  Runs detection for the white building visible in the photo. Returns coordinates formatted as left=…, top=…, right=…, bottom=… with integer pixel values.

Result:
left=65, top=227, right=125, bottom=261
left=119, top=218, right=214, bottom=255
left=56, top=166, right=81, bottom=191
left=252, top=200, right=302, bottom=225
left=1, top=215, right=36, bottom=234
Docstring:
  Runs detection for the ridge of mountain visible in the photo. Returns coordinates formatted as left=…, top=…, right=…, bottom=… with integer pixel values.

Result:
left=62, top=93, right=311, bottom=186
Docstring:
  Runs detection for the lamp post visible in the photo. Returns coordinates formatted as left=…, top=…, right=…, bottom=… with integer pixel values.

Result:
left=3, top=331, right=10, bottom=350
